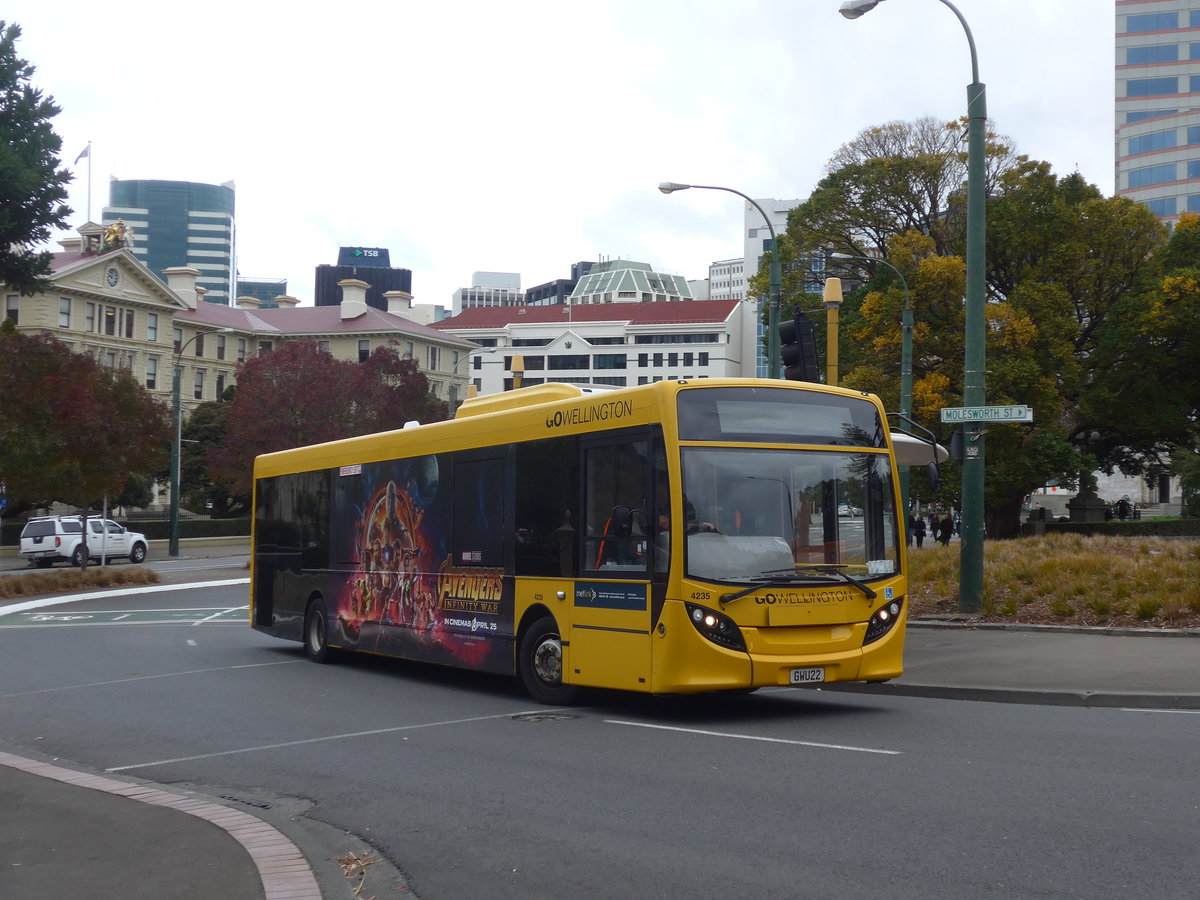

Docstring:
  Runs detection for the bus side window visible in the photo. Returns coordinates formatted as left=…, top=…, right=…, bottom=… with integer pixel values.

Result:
left=515, top=436, right=579, bottom=578
left=583, top=438, right=649, bottom=573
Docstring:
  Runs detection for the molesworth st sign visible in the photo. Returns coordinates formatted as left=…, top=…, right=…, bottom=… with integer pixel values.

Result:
left=940, top=405, right=1033, bottom=423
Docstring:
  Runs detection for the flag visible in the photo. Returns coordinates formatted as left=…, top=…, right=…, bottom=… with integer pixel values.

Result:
left=74, top=145, right=90, bottom=165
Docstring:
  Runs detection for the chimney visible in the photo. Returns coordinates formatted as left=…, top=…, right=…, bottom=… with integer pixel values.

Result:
left=273, top=294, right=300, bottom=308
left=339, top=278, right=370, bottom=319
left=235, top=295, right=263, bottom=309
left=383, top=289, right=413, bottom=316
left=164, top=266, right=202, bottom=310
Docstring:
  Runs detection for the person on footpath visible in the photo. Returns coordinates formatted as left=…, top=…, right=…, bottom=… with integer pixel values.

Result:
left=913, top=515, right=926, bottom=548
left=938, top=514, right=954, bottom=545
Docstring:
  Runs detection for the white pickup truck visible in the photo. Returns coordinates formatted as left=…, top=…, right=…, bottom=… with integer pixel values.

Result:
left=19, top=515, right=149, bottom=567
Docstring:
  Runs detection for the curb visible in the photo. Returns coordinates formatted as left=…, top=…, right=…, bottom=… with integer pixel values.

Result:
left=823, top=681, right=1200, bottom=709
left=0, top=752, right=321, bottom=900
left=910, top=619, right=1200, bottom=638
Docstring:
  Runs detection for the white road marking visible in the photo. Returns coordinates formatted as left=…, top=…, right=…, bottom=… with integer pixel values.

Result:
left=193, top=606, right=246, bottom=625
left=0, top=579, right=249, bottom=617
left=0, top=660, right=301, bottom=699
left=107, top=708, right=582, bottom=772
left=605, top=719, right=902, bottom=755
left=1122, top=708, right=1200, bottom=715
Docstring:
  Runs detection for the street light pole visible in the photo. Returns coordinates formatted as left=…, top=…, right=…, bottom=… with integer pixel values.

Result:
left=840, top=0, right=986, bottom=613
left=659, top=182, right=783, bottom=378
left=169, top=327, right=233, bottom=558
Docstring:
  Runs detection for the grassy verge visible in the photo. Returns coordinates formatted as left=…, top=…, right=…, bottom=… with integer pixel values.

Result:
left=908, top=534, right=1200, bottom=628
left=0, top=566, right=161, bottom=601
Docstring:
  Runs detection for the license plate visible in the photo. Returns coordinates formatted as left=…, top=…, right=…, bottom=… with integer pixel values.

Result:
left=790, top=667, right=825, bottom=685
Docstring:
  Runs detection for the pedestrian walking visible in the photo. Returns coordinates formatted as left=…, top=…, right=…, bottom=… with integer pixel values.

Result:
left=938, top=515, right=953, bottom=546
left=913, top=515, right=926, bottom=548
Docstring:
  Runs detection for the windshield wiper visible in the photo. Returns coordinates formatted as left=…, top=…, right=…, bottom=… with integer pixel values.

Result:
left=719, top=564, right=877, bottom=606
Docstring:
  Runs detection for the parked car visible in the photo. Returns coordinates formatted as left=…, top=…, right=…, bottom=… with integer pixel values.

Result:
left=19, top=516, right=148, bottom=567
left=837, top=503, right=861, bottom=517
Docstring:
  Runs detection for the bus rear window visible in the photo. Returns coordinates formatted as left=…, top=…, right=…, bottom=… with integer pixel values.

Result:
left=677, top=387, right=885, bottom=447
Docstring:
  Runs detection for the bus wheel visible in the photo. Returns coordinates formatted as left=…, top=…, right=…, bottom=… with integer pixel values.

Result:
left=519, top=616, right=579, bottom=705
left=304, top=601, right=332, bottom=663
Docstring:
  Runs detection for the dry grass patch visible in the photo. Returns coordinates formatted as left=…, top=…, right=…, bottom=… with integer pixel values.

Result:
left=0, top=566, right=160, bottom=601
left=908, top=534, right=1200, bottom=629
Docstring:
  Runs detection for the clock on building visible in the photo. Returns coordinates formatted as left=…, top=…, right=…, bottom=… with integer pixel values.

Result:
left=105, top=266, right=119, bottom=287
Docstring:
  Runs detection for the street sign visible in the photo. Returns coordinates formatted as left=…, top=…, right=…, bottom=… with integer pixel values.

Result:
left=940, top=405, right=1033, bottom=423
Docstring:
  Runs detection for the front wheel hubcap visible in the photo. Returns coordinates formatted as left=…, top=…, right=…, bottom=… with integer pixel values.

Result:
left=532, top=635, right=562, bottom=685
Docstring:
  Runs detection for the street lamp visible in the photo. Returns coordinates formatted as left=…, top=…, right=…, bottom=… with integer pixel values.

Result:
left=450, top=346, right=496, bottom=407
left=840, top=0, right=987, bottom=613
left=659, top=182, right=783, bottom=379
left=169, top=327, right=233, bottom=558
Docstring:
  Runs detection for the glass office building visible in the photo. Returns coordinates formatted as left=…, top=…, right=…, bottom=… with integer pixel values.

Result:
left=1116, top=2, right=1200, bottom=221
left=104, top=179, right=236, bottom=304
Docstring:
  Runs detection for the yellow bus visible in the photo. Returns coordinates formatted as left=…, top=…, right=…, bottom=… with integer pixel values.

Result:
left=250, top=378, right=923, bottom=703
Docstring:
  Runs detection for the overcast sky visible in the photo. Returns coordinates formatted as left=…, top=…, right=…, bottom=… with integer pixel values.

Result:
left=13, top=0, right=1115, bottom=307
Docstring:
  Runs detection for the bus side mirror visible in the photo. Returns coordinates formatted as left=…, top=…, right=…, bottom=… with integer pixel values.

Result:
left=927, top=462, right=942, bottom=493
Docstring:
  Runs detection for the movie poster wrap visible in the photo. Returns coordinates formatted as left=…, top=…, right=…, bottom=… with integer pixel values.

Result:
left=329, top=454, right=513, bottom=675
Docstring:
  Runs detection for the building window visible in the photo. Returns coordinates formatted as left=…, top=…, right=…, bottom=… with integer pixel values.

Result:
left=194, top=333, right=205, bottom=357
left=699, top=352, right=709, bottom=366
left=173, top=327, right=182, bottom=353
left=3, top=295, right=18, bottom=324
left=145, top=357, right=157, bottom=390
left=104, top=351, right=116, bottom=368
left=684, top=352, right=694, bottom=366
left=1129, top=163, right=1177, bottom=188
left=124, top=309, right=134, bottom=339
left=427, top=345, right=441, bottom=370
left=258, top=341, right=272, bottom=356
left=317, top=340, right=331, bottom=354
left=405, top=341, right=415, bottom=358
left=359, top=339, right=371, bottom=363
left=593, top=376, right=627, bottom=387
left=1146, top=197, right=1177, bottom=217
left=147, top=313, right=158, bottom=341
left=85, top=302, right=95, bottom=332
left=1125, top=12, right=1178, bottom=33
left=103, top=306, right=117, bottom=336
left=194, top=370, right=204, bottom=400
left=58, top=297, right=71, bottom=328
left=1129, top=130, right=1177, bottom=155
left=638, top=353, right=648, bottom=367
left=1188, top=160, right=1200, bottom=179
left=1128, top=109, right=1177, bottom=124
left=653, top=353, right=663, bottom=367
left=216, top=334, right=226, bottom=360
left=594, top=353, right=627, bottom=370
left=547, top=354, right=589, bottom=370
left=216, top=372, right=226, bottom=397
left=1127, top=44, right=1179, bottom=64
left=521, top=356, right=544, bottom=370
left=1127, top=76, right=1178, bottom=97
left=238, top=339, right=247, bottom=362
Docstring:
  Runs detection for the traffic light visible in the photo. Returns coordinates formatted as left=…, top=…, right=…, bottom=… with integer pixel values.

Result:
left=779, top=309, right=818, bottom=382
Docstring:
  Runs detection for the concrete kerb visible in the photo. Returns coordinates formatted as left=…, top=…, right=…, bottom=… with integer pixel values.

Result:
left=824, top=682, right=1200, bottom=709
left=0, top=751, right=322, bottom=900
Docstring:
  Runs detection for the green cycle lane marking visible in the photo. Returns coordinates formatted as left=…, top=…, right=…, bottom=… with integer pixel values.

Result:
left=0, top=607, right=249, bottom=627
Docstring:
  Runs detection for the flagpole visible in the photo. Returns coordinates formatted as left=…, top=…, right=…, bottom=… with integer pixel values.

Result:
left=86, top=141, right=92, bottom=222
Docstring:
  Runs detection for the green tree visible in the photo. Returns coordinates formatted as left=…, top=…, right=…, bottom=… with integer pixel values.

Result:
left=0, top=21, right=72, bottom=296
left=771, top=118, right=1176, bottom=538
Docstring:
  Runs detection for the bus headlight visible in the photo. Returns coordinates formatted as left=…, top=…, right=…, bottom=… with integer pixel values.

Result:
left=685, top=602, right=746, bottom=652
left=863, top=598, right=903, bottom=646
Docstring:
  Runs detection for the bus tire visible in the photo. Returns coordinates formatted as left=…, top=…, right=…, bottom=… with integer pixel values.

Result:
left=518, top=616, right=579, bottom=705
left=304, top=600, right=333, bottom=663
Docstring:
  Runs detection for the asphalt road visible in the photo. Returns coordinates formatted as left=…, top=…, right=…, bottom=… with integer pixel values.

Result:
left=2, top=582, right=1198, bottom=899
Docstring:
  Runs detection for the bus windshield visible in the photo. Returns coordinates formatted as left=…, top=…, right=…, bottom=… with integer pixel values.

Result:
left=680, top=446, right=900, bottom=583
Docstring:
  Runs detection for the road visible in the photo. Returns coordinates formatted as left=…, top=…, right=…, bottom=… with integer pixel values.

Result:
left=2, top=578, right=1198, bottom=899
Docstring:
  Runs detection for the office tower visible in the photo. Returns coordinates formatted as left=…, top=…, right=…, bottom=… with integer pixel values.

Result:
left=103, top=179, right=235, bottom=304
left=1116, top=2, right=1200, bottom=220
